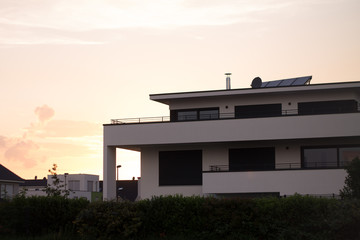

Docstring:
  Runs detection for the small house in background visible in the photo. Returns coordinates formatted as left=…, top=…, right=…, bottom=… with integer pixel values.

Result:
left=0, top=164, right=24, bottom=199
left=48, top=174, right=102, bottom=202
left=19, top=177, right=47, bottom=197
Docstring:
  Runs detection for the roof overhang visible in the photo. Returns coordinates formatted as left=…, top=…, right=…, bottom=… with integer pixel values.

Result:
left=150, top=81, right=360, bottom=105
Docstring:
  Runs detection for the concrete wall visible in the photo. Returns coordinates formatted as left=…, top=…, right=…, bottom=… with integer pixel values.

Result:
left=104, top=113, right=360, bottom=148
left=203, top=169, right=346, bottom=196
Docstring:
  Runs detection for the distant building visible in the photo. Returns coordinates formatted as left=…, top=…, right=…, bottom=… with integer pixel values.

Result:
left=48, top=174, right=102, bottom=202
left=0, top=164, right=24, bottom=199
left=19, top=177, right=47, bottom=197
left=103, top=76, right=360, bottom=200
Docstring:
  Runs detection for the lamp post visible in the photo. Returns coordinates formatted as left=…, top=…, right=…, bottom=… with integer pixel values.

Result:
left=64, top=173, right=69, bottom=191
left=116, top=165, right=121, bottom=181
left=116, top=165, right=121, bottom=202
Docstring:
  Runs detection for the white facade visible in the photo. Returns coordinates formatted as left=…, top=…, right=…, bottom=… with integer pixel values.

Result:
left=103, top=79, right=360, bottom=200
left=47, top=174, right=100, bottom=201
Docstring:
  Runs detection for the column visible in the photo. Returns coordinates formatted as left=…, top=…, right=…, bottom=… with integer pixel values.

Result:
left=103, top=146, right=116, bottom=201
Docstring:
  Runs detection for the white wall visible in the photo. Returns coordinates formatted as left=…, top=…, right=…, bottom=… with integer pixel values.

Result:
left=104, top=113, right=360, bottom=148
left=203, top=169, right=347, bottom=196
left=47, top=174, right=100, bottom=201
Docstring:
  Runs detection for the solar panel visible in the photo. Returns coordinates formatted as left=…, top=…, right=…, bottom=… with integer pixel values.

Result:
left=261, top=82, right=269, bottom=87
left=279, top=78, right=296, bottom=86
left=266, top=80, right=282, bottom=87
left=258, top=76, right=312, bottom=88
left=292, top=76, right=312, bottom=86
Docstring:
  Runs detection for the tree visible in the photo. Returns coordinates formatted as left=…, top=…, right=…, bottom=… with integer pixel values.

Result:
left=340, top=157, right=360, bottom=199
left=44, top=164, right=70, bottom=198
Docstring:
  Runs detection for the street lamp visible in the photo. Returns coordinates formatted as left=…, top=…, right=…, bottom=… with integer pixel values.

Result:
left=64, top=173, right=69, bottom=191
left=116, top=165, right=122, bottom=181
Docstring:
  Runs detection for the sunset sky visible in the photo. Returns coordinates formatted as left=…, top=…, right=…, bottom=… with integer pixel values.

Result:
left=1, top=0, right=359, bottom=180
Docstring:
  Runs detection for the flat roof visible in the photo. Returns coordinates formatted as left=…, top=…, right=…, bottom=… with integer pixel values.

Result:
left=150, top=81, right=360, bottom=105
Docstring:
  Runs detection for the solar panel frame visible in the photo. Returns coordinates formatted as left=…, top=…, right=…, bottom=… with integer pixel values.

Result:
left=292, top=76, right=311, bottom=86
left=259, top=76, right=312, bottom=88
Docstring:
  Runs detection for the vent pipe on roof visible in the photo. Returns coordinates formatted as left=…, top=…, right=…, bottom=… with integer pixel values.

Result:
left=225, top=73, right=231, bottom=90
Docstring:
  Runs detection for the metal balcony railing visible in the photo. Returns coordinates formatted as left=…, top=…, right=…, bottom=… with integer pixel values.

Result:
left=111, top=116, right=170, bottom=124
left=110, top=105, right=360, bottom=125
left=207, top=161, right=347, bottom=172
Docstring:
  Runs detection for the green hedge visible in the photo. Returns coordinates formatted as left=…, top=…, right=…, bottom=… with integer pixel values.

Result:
left=1, top=195, right=359, bottom=239
left=0, top=196, right=89, bottom=237
left=74, top=195, right=360, bottom=240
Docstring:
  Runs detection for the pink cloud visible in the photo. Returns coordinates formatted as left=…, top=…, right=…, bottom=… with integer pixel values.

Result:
left=34, top=104, right=55, bottom=123
left=4, top=139, right=39, bottom=168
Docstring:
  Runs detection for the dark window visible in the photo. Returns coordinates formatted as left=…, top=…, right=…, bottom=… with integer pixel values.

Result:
left=302, top=148, right=338, bottom=168
left=199, top=109, right=219, bottom=120
left=298, top=100, right=358, bottom=115
left=235, top=104, right=282, bottom=119
left=170, top=108, right=219, bottom=122
left=159, top=150, right=202, bottom=186
left=339, top=147, right=360, bottom=166
left=302, top=146, right=360, bottom=168
left=177, top=111, right=197, bottom=121
left=229, top=147, right=275, bottom=171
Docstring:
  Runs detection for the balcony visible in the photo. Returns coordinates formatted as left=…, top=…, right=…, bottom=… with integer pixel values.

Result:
left=104, top=111, right=360, bottom=147
left=110, top=103, right=360, bottom=125
left=202, top=168, right=347, bottom=196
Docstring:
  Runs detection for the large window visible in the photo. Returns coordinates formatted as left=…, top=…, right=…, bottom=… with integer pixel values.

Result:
left=235, top=104, right=282, bottom=119
left=0, top=184, right=14, bottom=199
left=159, top=150, right=202, bottom=186
left=302, top=146, right=360, bottom=168
left=229, top=147, right=275, bottom=171
left=87, top=181, right=94, bottom=192
left=170, top=108, right=219, bottom=122
left=68, top=180, right=80, bottom=191
left=298, top=100, right=358, bottom=115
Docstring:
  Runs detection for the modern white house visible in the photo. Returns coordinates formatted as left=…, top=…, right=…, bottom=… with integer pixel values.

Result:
left=47, top=174, right=101, bottom=202
left=103, top=76, right=360, bottom=200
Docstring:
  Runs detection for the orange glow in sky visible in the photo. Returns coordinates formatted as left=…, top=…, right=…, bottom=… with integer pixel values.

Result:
left=1, top=0, right=359, bottom=180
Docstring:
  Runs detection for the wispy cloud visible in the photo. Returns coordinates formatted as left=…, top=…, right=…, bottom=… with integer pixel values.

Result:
left=1, top=104, right=101, bottom=171
left=0, top=0, right=308, bottom=45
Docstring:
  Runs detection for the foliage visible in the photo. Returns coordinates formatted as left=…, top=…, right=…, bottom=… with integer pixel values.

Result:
left=0, top=196, right=89, bottom=237
left=44, top=164, right=70, bottom=198
left=340, top=157, right=360, bottom=199
left=1, top=195, right=360, bottom=239
left=75, top=201, right=141, bottom=240
left=74, top=195, right=360, bottom=240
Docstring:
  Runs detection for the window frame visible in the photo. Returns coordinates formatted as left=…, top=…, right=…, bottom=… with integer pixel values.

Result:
left=170, top=107, right=219, bottom=122
left=301, top=145, right=360, bottom=169
left=298, top=99, right=358, bottom=116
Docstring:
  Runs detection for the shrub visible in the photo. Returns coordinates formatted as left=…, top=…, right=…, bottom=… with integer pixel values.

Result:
left=340, top=157, right=360, bottom=199
left=75, top=201, right=141, bottom=240
left=0, top=196, right=89, bottom=237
